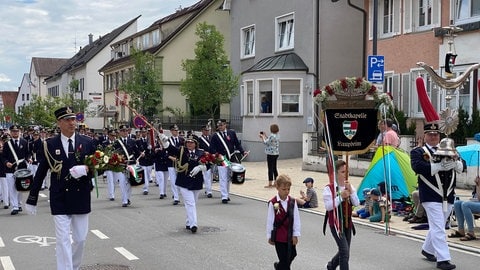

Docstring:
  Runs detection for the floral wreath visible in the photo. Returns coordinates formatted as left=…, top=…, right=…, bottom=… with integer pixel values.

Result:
left=313, top=77, right=393, bottom=109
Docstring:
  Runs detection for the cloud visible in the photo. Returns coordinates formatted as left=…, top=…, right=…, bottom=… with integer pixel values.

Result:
left=0, top=0, right=198, bottom=92
left=0, top=73, right=11, bottom=83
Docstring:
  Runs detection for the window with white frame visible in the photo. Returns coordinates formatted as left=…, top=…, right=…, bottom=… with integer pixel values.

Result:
left=384, top=73, right=401, bottom=109
left=241, top=25, right=255, bottom=58
left=258, top=79, right=273, bottom=114
left=449, top=71, right=472, bottom=114
left=455, top=0, right=480, bottom=24
left=279, top=79, right=301, bottom=114
left=143, top=34, right=150, bottom=49
left=371, top=0, right=400, bottom=39
left=152, top=29, right=160, bottom=46
left=275, top=13, right=294, bottom=51
left=245, top=80, right=254, bottom=115
left=404, top=0, right=440, bottom=33
left=412, top=72, right=438, bottom=117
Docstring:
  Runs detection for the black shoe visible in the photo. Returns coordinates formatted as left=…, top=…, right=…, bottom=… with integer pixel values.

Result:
left=18, top=207, right=22, bottom=212
left=207, top=193, right=212, bottom=198
left=190, top=226, right=197, bottom=233
left=122, top=203, right=128, bottom=207
left=185, top=225, right=190, bottom=230
left=109, top=198, right=115, bottom=201
left=437, top=261, right=456, bottom=270
left=173, top=200, right=180, bottom=205
left=222, top=199, right=228, bottom=204
left=274, top=262, right=278, bottom=269
left=409, top=216, right=427, bottom=223
left=422, top=250, right=437, bottom=262
left=3, top=205, right=8, bottom=209
left=227, top=197, right=231, bottom=201
left=127, top=200, right=131, bottom=205
left=159, top=194, right=166, bottom=199
left=143, top=191, right=148, bottom=195
left=11, top=210, right=19, bottom=215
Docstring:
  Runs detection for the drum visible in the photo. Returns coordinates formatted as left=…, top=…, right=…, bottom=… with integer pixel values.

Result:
left=230, top=163, right=246, bottom=184
left=14, top=169, right=33, bottom=192
left=127, top=165, right=145, bottom=186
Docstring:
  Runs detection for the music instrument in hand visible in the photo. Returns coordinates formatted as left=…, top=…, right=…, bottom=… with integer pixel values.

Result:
left=14, top=168, right=33, bottom=192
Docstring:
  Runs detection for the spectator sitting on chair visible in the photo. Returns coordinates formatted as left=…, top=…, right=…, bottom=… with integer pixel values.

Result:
left=408, top=190, right=428, bottom=223
left=448, top=176, right=480, bottom=241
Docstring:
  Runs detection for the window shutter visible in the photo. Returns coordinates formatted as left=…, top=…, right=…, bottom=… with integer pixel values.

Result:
left=393, top=0, right=401, bottom=35
left=368, top=2, right=373, bottom=40
left=401, top=73, right=411, bottom=116
left=393, top=74, right=401, bottom=108
left=403, top=0, right=413, bottom=33
left=432, top=0, right=441, bottom=27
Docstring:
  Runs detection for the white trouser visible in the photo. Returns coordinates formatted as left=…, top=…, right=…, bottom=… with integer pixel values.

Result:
left=6, top=173, right=22, bottom=210
left=156, top=170, right=168, bottom=195
left=179, top=187, right=200, bottom=227
left=217, top=166, right=230, bottom=200
left=104, top=170, right=115, bottom=199
left=142, top=165, right=153, bottom=192
left=203, top=168, right=212, bottom=194
left=422, top=201, right=453, bottom=262
left=113, top=171, right=130, bottom=204
left=168, top=167, right=179, bottom=200
left=54, top=214, right=89, bottom=270
left=0, top=177, right=8, bottom=206
left=41, top=170, right=50, bottom=188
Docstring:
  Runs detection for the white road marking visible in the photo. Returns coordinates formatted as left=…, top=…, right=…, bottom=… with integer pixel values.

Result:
left=91, top=229, right=109, bottom=239
left=114, top=247, right=139, bottom=260
left=39, top=193, right=47, bottom=198
left=0, top=256, right=15, bottom=270
left=0, top=237, right=5, bottom=247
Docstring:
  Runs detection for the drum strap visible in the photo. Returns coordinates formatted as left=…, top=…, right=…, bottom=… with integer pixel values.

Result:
left=42, top=141, right=63, bottom=180
left=7, top=140, right=20, bottom=165
left=217, top=132, right=232, bottom=160
left=175, top=147, right=189, bottom=174
left=118, top=139, right=132, bottom=162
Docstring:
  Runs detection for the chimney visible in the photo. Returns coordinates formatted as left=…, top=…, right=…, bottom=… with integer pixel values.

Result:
left=88, top=33, right=93, bottom=45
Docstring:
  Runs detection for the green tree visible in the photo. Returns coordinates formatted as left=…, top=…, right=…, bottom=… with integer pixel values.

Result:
left=180, top=22, right=239, bottom=119
left=120, top=48, right=162, bottom=120
left=451, top=107, right=469, bottom=145
left=15, top=95, right=86, bottom=128
left=17, top=95, right=62, bottom=127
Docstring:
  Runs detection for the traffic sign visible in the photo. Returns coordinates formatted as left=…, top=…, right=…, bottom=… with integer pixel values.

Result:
left=133, top=115, right=146, bottom=128
left=367, top=55, right=385, bottom=83
left=76, top=113, right=84, bottom=122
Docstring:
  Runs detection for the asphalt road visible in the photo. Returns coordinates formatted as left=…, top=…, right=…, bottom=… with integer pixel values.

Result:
left=1, top=187, right=479, bottom=270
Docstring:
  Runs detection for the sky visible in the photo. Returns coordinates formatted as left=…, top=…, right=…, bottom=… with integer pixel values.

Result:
left=0, top=0, right=199, bottom=92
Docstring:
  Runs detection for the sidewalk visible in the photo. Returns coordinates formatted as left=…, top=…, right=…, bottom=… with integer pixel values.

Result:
left=226, top=158, right=480, bottom=254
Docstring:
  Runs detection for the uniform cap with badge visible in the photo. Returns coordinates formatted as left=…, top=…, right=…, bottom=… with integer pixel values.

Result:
left=54, top=106, right=76, bottom=120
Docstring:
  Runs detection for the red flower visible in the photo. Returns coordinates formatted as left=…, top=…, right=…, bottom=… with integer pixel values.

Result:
left=367, top=85, right=377, bottom=95
left=313, top=89, right=321, bottom=97
left=325, top=85, right=334, bottom=95
left=355, top=77, right=363, bottom=88
left=340, top=79, right=348, bottom=90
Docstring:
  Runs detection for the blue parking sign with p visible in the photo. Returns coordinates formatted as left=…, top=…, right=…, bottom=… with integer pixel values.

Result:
left=367, top=55, right=384, bottom=83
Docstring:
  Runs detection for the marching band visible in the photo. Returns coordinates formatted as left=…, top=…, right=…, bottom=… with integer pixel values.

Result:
left=0, top=117, right=248, bottom=216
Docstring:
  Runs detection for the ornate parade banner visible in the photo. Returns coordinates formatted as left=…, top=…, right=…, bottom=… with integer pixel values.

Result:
left=324, top=108, right=377, bottom=153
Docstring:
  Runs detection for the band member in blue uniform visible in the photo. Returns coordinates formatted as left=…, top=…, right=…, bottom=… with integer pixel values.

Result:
left=410, top=123, right=464, bottom=270
left=154, top=135, right=170, bottom=199
left=168, top=124, right=183, bottom=205
left=25, top=106, right=96, bottom=270
left=197, top=125, right=213, bottom=198
left=102, top=129, right=117, bottom=201
left=160, top=133, right=208, bottom=233
left=136, top=127, right=154, bottom=195
left=113, top=124, right=139, bottom=207
left=209, top=119, right=248, bottom=204
left=3, top=124, right=31, bottom=215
